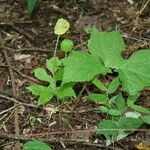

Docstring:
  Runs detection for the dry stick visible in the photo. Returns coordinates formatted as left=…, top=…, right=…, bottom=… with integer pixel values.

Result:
left=0, top=133, right=122, bottom=150
left=137, top=0, right=150, bottom=18
left=0, top=33, right=20, bottom=149
left=0, top=93, right=39, bottom=108
left=5, top=47, right=53, bottom=53
left=0, top=64, right=40, bottom=84
left=0, top=105, right=17, bottom=115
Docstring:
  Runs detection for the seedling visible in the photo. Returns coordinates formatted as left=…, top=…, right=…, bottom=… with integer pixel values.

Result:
left=27, top=19, right=150, bottom=144
left=61, top=27, right=150, bottom=144
left=27, top=18, right=75, bottom=106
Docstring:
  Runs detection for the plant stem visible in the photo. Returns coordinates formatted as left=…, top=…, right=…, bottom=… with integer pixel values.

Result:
left=54, top=35, right=60, bottom=57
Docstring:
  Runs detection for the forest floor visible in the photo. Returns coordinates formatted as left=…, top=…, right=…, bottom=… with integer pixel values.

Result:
left=0, top=0, right=150, bottom=150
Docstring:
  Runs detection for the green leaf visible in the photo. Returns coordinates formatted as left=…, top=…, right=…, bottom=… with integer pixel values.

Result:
left=56, top=83, right=76, bottom=99
left=98, top=106, right=109, bottom=113
left=88, top=28, right=125, bottom=68
left=27, top=0, right=38, bottom=15
left=62, top=51, right=108, bottom=83
left=92, top=78, right=107, bottom=91
left=115, top=94, right=126, bottom=113
left=54, top=18, right=70, bottom=35
left=108, top=109, right=121, bottom=116
left=23, top=140, right=52, bottom=150
left=27, top=85, right=53, bottom=105
left=46, top=57, right=61, bottom=75
left=96, top=120, right=118, bottom=136
left=118, top=117, right=143, bottom=132
left=127, top=96, right=150, bottom=114
left=34, top=68, right=53, bottom=83
left=87, top=94, right=108, bottom=104
left=142, top=116, right=150, bottom=125
left=107, top=77, right=120, bottom=94
left=117, top=50, right=150, bottom=95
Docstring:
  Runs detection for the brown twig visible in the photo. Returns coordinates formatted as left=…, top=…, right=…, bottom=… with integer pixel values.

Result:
left=0, top=133, right=122, bottom=150
left=0, top=32, right=20, bottom=149
left=0, top=93, right=39, bottom=108
left=5, top=47, right=53, bottom=53
left=0, top=64, right=40, bottom=84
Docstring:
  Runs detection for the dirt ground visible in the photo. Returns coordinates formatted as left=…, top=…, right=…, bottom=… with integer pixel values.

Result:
left=0, top=0, right=150, bottom=150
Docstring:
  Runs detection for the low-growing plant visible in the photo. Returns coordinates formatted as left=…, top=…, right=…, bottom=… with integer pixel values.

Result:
left=87, top=79, right=150, bottom=144
left=61, top=27, right=150, bottom=144
left=27, top=18, right=75, bottom=106
left=27, top=18, right=150, bottom=144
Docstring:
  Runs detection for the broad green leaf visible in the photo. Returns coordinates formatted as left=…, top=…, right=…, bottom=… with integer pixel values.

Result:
left=46, top=57, right=61, bottom=75
left=23, top=140, right=52, bottom=150
left=125, top=112, right=141, bottom=118
left=108, top=109, right=121, bottom=116
left=54, top=18, right=70, bottom=35
left=98, top=106, right=109, bottom=113
left=115, top=94, right=126, bottom=113
left=96, top=120, right=118, bottom=136
left=117, top=50, right=150, bottom=95
left=27, top=85, right=53, bottom=105
left=142, top=116, right=150, bottom=125
left=92, top=78, right=107, bottom=91
left=34, top=68, right=54, bottom=83
left=118, top=117, right=143, bottom=132
left=88, top=28, right=125, bottom=68
left=62, top=51, right=108, bottom=83
left=107, top=77, right=120, bottom=94
left=87, top=94, right=108, bottom=104
left=27, top=0, right=39, bottom=15
left=56, top=83, right=76, bottom=99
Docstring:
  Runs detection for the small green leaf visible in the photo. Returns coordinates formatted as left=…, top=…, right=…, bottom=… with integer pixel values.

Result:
left=54, top=18, right=70, bottom=35
left=27, top=85, right=53, bottom=105
left=23, top=140, right=52, bottom=150
left=62, top=51, right=108, bottom=83
left=142, top=116, right=150, bottom=125
left=118, top=117, right=143, bottom=132
left=108, top=109, right=121, bottom=116
left=87, top=94, right=108, bottom=104
left=46, top=57, right=61, bottom=75
left=98, top=106, right=109, bottom=113
left=60, top=39, right=74, bottom=52
left=107, top=77, right=120, bottom=94
left=127, top=96, right=150, bottom=114
left=27, top=0, right=39, bottom=15
left=92, top=78, right=107, bottom=91
left=96, top=120, right=118, bottom=136
left=34, top=68, right=53, bottom=83
left=115, top=94, right=126, bottom=113
left=56, top=83, right=76, bottom=99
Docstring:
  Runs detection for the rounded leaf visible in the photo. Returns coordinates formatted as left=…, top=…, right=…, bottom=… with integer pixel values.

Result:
left=23, top=140, right=52, bottom=150
left=60, top=39, right=74, bottom=52
left=54, top=18, right=70, bottom=35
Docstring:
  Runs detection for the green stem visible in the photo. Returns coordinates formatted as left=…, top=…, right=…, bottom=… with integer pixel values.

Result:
left=54, top=35, right=60, bottom=57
